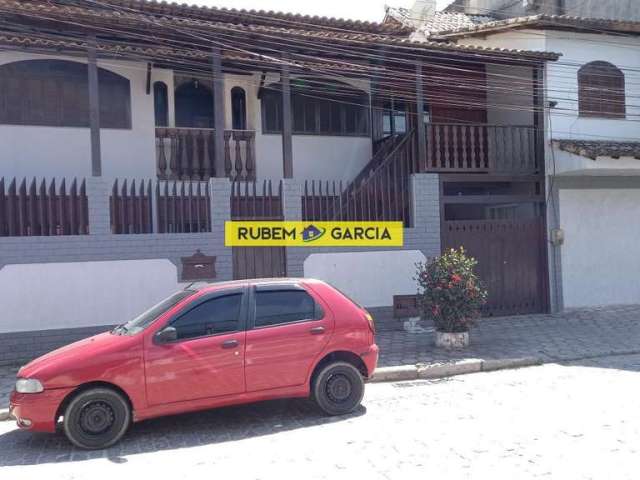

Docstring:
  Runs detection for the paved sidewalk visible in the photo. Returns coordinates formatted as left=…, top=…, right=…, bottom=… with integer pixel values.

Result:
left=376, top=304, right=640, bottom=367
left=2, top=304, right=640, bottom=408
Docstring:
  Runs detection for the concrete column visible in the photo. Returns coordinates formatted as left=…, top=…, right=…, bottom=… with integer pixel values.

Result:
left=212, top=47, right=226, bottom=177
left=281, top=179, right=304, bottom=277
left=405, top=173, right=441, bottom=259
left=86, top=177, right=111, bottom=235
left=209, top=177, right=233, bottom=280
left=415, top=62, right=427, bottom=172
left=281, top=179, right=302, bottom=220
left=281, top=56, right=294, bottom=178
left=87, top=36, right=102, bottom=177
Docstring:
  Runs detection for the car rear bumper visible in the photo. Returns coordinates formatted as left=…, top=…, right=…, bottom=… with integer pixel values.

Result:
left=361, top=343, right=379, bottom=379
left=9, top=388, right=73, bottom=433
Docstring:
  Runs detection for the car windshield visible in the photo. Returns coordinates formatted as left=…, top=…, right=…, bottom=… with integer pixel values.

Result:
left=113, top=290, right=196, bottom=336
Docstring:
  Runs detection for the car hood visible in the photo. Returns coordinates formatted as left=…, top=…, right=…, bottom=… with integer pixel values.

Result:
left=18, top=331, right=142, bottom=389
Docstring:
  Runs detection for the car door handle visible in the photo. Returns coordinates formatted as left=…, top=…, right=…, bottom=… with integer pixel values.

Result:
left=221, top=339, right=239, bottom=349
left=310, top=326, right=325, bottom=335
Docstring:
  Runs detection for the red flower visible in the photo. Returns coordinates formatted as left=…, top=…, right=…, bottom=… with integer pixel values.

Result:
left=451, top=274, right=462, bottom=284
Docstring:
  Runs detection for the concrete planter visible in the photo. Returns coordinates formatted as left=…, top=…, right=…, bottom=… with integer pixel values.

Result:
left=435, top=331, right=469, bottom=349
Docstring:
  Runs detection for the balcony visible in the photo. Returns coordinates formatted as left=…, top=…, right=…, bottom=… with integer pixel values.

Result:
left=425, top=124, right=540, bottom=175
left=156, top=128, right=256, bottom=181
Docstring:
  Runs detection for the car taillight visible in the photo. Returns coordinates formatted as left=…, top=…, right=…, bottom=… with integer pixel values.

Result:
left=364, top=310, right=375, bottom=334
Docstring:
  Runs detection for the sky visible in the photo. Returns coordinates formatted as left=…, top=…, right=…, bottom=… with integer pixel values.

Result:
left=183, top=1, right=452, bottom=23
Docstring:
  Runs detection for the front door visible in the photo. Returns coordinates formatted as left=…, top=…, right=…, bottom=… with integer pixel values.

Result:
left=145, top=289, right=247, bottom=406
left=244, top=284, right=333, bottom=392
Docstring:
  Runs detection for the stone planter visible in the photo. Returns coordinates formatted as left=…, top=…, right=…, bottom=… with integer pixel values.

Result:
left=435, top=331, right=469, bottom=349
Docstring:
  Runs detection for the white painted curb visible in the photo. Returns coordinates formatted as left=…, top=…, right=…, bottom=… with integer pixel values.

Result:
left=370, top=356, right=544, bottom=383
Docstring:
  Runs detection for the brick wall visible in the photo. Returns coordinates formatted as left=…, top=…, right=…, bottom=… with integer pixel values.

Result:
left=0, top=174, right=441, bottom=365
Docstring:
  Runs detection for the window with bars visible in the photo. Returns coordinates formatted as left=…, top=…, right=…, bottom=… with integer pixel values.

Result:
left=0, top=59, right=131, bottom=129
left=578, top=61, right=626, bottom=119
left=261, top=78, right=369, bottom=136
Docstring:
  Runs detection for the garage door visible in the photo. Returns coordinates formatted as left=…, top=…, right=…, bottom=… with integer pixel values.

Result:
left=560, top=188, right=640, bottom=308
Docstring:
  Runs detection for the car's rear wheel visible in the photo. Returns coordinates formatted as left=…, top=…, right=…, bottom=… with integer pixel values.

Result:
left=63, top=387, right=130, bottom=450
left=313, top=361, right=365, bottom=416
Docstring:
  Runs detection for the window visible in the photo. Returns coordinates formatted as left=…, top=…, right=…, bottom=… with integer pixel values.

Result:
left=578, top=61, right=626, bottom=118
left=171, top=293, right=242, bottom=340
left=254, top=289, right=321, bottom=328
left=0, top=59, right=131, bottom=129
left=175, top=79, right=214, bottom=128
left=153, top=81, right=169, bottom=127
left=231, top=87, right=247, bottom=130
left=382, top=100, right=408, bottom=136
left=261, top=78, right=369, bottom=136
left=120, top=290, right=195, bottom=335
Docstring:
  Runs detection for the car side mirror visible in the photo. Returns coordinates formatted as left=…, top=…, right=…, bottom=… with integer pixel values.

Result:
left=155, top=326, right=178, bottom=344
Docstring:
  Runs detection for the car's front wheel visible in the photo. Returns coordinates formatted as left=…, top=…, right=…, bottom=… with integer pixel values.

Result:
left=313, top=361, right=365, bottom=416
left=63, top=387, right=131, bottom=450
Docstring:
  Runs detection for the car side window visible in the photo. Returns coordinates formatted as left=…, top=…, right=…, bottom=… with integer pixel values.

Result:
left=254, top=289, right=321, bottom=328
left=171, top=294, right=242, bottom=340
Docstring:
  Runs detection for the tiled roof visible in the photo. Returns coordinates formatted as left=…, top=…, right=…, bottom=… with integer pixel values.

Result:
left=0, top=33, right=377, bottom=73
left=73, top=0, right=410, bottom=35
left=385, top=6, right=494, bottom=35
left=0, top=0, right=561, bottom=61
left=433, top=14, right=640, bottom=39
left=554, top=140, right=640, bottom=160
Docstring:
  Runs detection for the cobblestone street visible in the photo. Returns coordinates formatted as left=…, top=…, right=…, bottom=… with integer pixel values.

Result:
left=2, top=353, right=640, bottom=479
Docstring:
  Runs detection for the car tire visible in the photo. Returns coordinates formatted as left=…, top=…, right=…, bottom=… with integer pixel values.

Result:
left=63, top=387, right=131, bottom=450
left=313, top=361, right=365, bottom=416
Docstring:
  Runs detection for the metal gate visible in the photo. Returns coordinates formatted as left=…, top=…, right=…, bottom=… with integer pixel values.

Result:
left=230, top=180, right=287, bottom=280
left=442, top=218, right=548, bottom=317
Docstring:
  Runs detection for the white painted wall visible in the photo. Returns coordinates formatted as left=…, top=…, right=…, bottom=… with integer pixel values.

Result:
left=0, top=52, right=373, bottom=182
left=559, top=189, right=640, bottom=308
left=459, top=29, right=640, bottom=175
left=232, top=72, right=373, bottom=181
left=256, top=135, right=373, bottom=181
left=0, top=51, right=167, bottom=181
left=546, top=30, right=640, bottom=145
left=303, top=250, right=426, bottom=308
left=0, top=259, right=182, bottom=333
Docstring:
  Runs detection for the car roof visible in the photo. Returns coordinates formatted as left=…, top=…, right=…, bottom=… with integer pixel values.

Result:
left=191, top=278, right=326, bottom=294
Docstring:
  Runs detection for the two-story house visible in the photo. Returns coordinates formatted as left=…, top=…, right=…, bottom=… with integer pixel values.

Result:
left=0, top=0, right=558, bottom=364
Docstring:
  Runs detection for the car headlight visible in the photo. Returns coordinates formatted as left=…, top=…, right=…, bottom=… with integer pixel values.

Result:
left=15, top=378, right=44, bottom=394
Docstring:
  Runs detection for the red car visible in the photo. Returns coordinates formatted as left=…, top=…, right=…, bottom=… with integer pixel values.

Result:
left=10, top=278, right=378, bottom=449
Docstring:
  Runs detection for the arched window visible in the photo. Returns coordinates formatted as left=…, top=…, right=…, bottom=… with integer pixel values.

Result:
left=578, top=61, right=626, bottom=118
left=231, top=87, right=247, bottom=130
left=261, top=78, right=369, bottom=136
left=175, top=79, right=214, bottom=128
left=0, top=59, right=131, bottom=128
left=153, top=81, right=169, bottom=127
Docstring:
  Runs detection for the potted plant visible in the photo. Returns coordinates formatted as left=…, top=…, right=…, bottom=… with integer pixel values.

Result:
left=415, top=248, right=488, bottom=349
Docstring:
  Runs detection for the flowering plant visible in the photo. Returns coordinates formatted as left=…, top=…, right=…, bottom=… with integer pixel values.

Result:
left=415, top=248, right=488, bottom=333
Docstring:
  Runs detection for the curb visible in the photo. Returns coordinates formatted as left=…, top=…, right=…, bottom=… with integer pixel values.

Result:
left=370, top=356, right=543, bottom=383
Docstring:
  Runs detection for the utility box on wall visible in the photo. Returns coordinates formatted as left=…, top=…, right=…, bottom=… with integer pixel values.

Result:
left=181, top=250, right=217, bottom=281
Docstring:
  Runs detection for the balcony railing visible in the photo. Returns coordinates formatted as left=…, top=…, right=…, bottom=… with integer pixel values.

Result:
left=425, top=124, right=540, bottom=174
left=156, top=128, right=256, bottom=181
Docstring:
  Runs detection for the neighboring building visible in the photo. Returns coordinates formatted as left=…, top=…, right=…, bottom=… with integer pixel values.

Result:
left=0, top=0, right=558, bottom=363
left=443, top=0, right=640, bottom=22
left=392, top=1, right=640, bottom=310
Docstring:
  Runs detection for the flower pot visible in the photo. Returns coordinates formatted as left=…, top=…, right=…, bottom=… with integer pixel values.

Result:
left=435, top=331, right=469, bottom=349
